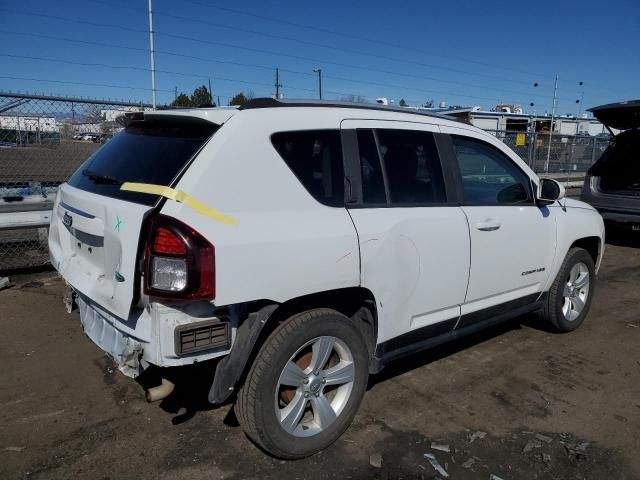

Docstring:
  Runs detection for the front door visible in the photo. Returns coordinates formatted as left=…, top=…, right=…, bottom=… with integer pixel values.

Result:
left=441, top=129, right=556, bottom=320
left=341, top=120, right=470, bottom=350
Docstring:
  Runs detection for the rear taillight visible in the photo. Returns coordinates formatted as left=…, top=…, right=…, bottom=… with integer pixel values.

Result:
left=143, top=214, right=215, bottom=300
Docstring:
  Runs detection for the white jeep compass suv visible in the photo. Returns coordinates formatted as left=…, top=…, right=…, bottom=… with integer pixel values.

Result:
left=49, top=99, right=605, bottom=458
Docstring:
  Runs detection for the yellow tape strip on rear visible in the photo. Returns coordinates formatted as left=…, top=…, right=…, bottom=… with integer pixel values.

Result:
left=120, top=182, right=237, bottom=225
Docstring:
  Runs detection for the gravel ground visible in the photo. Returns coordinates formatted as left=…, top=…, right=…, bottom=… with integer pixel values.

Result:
left=1, top=231, right=639, bottom=480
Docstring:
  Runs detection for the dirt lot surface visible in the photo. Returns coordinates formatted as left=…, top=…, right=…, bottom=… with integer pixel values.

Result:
left=1, top=233, right=639, bottom=480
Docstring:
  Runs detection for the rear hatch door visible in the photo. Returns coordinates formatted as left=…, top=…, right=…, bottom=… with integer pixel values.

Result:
left=49, top=113, right=222, bottom=320
left=588, top=100, right=640, bottom=131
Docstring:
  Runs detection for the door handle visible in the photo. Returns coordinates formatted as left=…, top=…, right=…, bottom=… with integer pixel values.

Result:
left=476, top=220, right=501, bottom=231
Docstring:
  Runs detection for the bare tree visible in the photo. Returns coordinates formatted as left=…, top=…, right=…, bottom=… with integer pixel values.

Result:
left=82, top=105, right=104, bottom=123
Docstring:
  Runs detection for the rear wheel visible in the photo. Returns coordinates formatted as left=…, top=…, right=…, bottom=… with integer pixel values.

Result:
left=235, top=309, right=369, bottom=459
left=540, top=247, right=595, bottom=332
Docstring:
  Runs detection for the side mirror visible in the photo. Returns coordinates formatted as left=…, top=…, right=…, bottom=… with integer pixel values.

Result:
left=537, top=178, right=565, bottom=206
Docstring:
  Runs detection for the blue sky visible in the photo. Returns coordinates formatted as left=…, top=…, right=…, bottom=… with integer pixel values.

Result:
left=1, top=0, right=638, bottom=113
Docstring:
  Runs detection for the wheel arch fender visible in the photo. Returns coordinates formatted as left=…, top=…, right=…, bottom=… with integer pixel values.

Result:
left=543, top=207, right=604, bottom=293
left=208, top=287, right=378, bottom=404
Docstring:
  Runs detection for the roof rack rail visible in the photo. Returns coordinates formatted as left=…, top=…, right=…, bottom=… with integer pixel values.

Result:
left=239, top=97, right=466, bottom=123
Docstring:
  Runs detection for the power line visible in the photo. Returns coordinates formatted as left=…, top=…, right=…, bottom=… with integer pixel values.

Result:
left=0, top=31, right=555, bottom=104
left=0, top=8, right=147, bottom=34
left=0, top=75, right=171, bottom=93
left=4, top=49, right=568, bottom=107
left=1, top=8, right=617, bottom=102
left=149, top=9, right=536, bottom=87
left=177, top=0, right=608, bottom=88
left=0, top=53, right=318, bottom=95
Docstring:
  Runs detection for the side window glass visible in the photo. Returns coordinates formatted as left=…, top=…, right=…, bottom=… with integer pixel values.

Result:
left=376, top=129, right=447, bottom=204
left=271, top=130, right=344, bottom=206
left=357, top=130, right=386, bottom=203
left=452, top=136, right=531, bottom=205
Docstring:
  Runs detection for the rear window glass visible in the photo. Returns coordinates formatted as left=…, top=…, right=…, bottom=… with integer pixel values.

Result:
left=271, top=130, right=344, bottom=207
left=68, top=121, right=217, bottom=205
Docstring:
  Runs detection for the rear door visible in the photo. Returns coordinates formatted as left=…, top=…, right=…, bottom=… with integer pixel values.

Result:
left=439, top=126, right=556, bottom=320
left=341, top=119, right=470, bottom=350
left=49, top=116, right=219, bottom=320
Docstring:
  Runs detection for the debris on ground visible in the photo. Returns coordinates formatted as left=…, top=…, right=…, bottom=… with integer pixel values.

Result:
left=523, top=439, right=542, bottom=453
left=369, top=452, right=382, bottom=468
left=563, top=441, right=590, bottom=459
left=469, top=430, right=487, bottom=443
left=431, top=442, right=451, bottom=453
left=462, top=457, right=477, bottom=469
left=424, top=453, right=449, bottom=477
left=535, top=433, right=553, bottom=444
left=0, top=276, right=10, bottom=290
left=3, top=446, right=26, bottom=452
left=541, top=453, right=552, bottom=465
left=489, top=474, right=505, bottom=480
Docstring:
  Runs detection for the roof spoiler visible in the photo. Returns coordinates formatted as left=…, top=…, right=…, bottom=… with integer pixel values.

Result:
left=116, top=111, right=219, bottom=128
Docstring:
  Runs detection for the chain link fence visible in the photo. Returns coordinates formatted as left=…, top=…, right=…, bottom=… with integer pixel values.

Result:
left=0, top=92, right=150, bottom=272
left=0, top=93, right=613, bottom=272
left=485, top=130, right=612, bottom=175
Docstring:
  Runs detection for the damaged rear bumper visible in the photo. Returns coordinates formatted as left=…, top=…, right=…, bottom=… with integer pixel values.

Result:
left=78, top=295, right=144, bottom=378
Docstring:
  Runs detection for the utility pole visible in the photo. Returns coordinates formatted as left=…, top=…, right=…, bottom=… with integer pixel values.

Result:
left=147, top=0, right=157, bottom=109
left=208, top=78, right=213, bottom=105
left=174, top=86, right=178, bottom=102
left=575, top=81, right=584, bottom=134
left=313, top=68, right=322, bottom=100
left=274, top=68, right=282, bottom=99
left=544, top=74, right=558, bottom=173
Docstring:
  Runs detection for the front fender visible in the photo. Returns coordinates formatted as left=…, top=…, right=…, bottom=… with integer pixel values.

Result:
left=542, top=204, right=604, bottom=293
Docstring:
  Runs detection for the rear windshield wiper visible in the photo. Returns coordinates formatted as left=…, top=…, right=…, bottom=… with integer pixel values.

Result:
left=82, top=169, right=124, bottom=185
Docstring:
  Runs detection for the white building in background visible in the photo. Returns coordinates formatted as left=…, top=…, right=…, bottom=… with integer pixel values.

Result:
left=430, top=108, right=609, bottom=136
left=100, top=107, right=148, bottom=122
left=0, top=115, right=58, bottom=132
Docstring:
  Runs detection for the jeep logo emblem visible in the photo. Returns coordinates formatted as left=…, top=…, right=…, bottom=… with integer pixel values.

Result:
left=63, top=212, right=73, bottom=228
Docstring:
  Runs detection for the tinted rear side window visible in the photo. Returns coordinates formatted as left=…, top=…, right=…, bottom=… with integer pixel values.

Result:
left=357, top=129, right=387, bottom=203
left=376, top=129, right=447, bottom=204
left=68, top=121, right=217, bottom=206
left=271, top=130, right=344, bottom=207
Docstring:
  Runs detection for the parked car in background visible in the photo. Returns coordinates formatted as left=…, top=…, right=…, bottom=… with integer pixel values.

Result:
left=96, top=132, right=114, bottom=143
left=49, top=99, right=604, bottom=458
left=581, top=100, right=640, bottom=231
left=81, top=133, right=99, bottom=141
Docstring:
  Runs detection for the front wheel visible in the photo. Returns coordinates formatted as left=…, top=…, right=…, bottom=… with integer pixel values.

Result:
left=235, top=309, right=369, bottom=459
left=540, top=247, right=595, bottom=332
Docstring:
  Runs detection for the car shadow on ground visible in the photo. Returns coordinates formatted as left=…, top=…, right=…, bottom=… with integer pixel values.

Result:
left=605, top=224, right=640, bottom=248
left=136, top=359, right=226, bottom=425
left=368, top=315, right=541, bottom=388
left=143, top=313, right=549, bottom=426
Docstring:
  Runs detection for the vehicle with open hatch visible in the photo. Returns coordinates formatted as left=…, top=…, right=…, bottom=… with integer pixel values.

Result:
left=49, top=98, right=605, bottom=458
left=581, top=99, right=640, bottom=232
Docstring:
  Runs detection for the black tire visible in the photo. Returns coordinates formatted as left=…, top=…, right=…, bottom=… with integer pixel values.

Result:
left=235, top=308, right=369, bottom=459
left=540, top=247, right=595, bottom=332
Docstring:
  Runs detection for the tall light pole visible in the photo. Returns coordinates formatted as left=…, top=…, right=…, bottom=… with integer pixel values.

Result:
left=575, top=81, right=584, bottom=134
left=147, top=0, right=157, bottom=109
left=313, top=68, right=322, bottom=100
left=544, top=74, right=559, bottom=172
